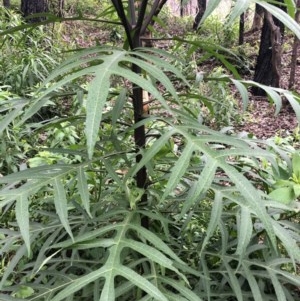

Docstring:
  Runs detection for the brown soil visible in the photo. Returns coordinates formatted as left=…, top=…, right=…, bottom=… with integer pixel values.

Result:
left=237, top=32, right=300, bottom=139
left=238, top=98, right=298, bottom=139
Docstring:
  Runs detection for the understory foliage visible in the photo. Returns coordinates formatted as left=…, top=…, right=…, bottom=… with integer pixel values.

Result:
left=0, top=8, right=60, bottom=95
left=0, top=0, right=300, bottom=300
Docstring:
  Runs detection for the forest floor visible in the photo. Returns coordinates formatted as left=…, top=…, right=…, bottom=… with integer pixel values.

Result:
left=237, top=32, right=300, bottom=139
left=150, top=19, right=300, bottom=140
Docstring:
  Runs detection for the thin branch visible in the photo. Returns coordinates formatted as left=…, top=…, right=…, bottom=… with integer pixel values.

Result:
left=265, top=10, right=282, bottom=87
left=111, top=0, right=134, bottom=49
left=140, top=0, right=160, bottom=34
left=289, top=0, right=300, bottom=88
left=150, top=0, right=168, bottom=26
left=128, top=0, right=136, bottom=26
left=135, top=0, right=149, bottom=34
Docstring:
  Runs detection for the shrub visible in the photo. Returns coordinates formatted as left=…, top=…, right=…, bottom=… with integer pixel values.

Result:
left=0, top=1, right=300, bottom=300
left=0, top=7, right=61, bottom=95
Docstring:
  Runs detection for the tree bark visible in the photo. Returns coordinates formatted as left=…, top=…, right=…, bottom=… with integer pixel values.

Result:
left=21, top=0, right=49, bottom=22
left=250, top=3, right=264, bottom=32
left=180, top=0, right=183, bottom=17
left=193, top=0, right=206, bottom=30
left=252, top=3, right=285, bottom=96
left=289, top=0, right=300, bottom=89
left=239, top=13, right=244, bottom=45
left=3, top=0, right=10, bottom=8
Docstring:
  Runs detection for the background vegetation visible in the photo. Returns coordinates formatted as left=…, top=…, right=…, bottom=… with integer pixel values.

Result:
left=0, top=0, right=300, bottom=300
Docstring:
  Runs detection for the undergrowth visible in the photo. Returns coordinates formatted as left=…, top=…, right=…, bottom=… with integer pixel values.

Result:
left=0, top=1, right=300, bottom=300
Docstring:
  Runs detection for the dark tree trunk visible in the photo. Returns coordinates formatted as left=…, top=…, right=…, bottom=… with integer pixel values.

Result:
left=58, top=0, right=64, bottom=17
left=21, top=0, right=48, bottom=23
left=252, top=3, right=285, bottom=96
left=3, top=0, right=10, bottom=8
left=193, top=0, right=206, bottom=30
left=289, top=0, right=300, bottom=89
left=250, top=3, right=264, bottom=32
left=180, top=0, right=183, bottom=17
left=239, top=13, right=244, bottom=45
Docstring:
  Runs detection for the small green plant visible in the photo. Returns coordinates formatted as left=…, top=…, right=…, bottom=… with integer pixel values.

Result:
left=1, top=1, right=300, bottom=301
left=0, top=89, right=32, bottom=174
left=66, top=0, right=106, bottom=15
left=199, top=67, right=242, bottom=128
left=269, top=152, right=300, bottom=204
left=197, top=15, right=239, bottom=47
left=0, top=8, right=61, bottom=95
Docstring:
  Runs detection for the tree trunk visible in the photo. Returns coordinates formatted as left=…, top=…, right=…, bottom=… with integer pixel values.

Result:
left=250, top=3, right=264, bottom=32
left=252, top=3, right=285, bottom=96
left=180, top=0, right=184, bottom=17
left=239, top=13, right=244, bottom=45
left=289, top=0, right=300, bottom=89
left=3, top=0, right=10, bottom=8
left=21, top=0, right=48, bottom=22
left=193, top=0, right=206, bottom=30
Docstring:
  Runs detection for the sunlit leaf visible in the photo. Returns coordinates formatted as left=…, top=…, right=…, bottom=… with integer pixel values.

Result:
left=242, top=263, right=263, bottom=301
left=269, top=186, right=295, bottom=204
left=268, top=270, right=287, bottom=301
left=283, top=91, right=300, bottom=123
left=77, top=166, right=92, bottom=218
left=231, top=79, right=249, bottom=111
left=292, top=152, right=300, bottom=178
left=236, top=206, right=253, bottom=258
left=181, top=157, right=217, bottom=218
left=161, top=141, right=194, bottom=200
left=219, top=161, right=276, bottom=249
left=112, top=88, right=127, bottom=127
left=118, top=266, right=168, bottom=301
left=284, top=0, right=296, bottom=18
left=227, top=0, right=251, bottom=25
left=85, top=65, right=110, bottom=159
left=199, top=0, right=222, bottom=26
left=200, top=190, right=222, bottom=253
left=52, top=178, right=73, bottom=240
left=15, top=195, right=30, bottom=255
left=272, top=220, right=300, bottom=267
